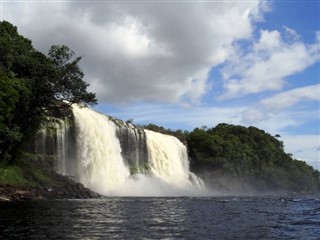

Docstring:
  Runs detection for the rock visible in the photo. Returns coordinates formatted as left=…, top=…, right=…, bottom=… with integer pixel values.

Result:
left=0, top=196, right=11, bottom=202
left=0, top=176, right=101, bottom=201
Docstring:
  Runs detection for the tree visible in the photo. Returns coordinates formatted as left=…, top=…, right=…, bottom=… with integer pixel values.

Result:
left=0, top=21, right=97, bottom=163
left=0, top=21, right=34, bottom=74
left=48, top=45, right=97, bottom=106
left=0, top=72, right=31, bottom=163
left=188, top=123, right=320, bottom=192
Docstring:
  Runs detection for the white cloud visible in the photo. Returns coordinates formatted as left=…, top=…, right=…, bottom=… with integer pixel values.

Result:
left=254, top=29, right=281, bottom=51
left=220, top=29, right=320, bottom=99
left=103, top=103, right=247, bottom=130
left=241, top=110, right=298, bottom=134
left=238, top=85, right=319, bottom=167
left=261, top=84, right=320, bottom=111
left=281, top=135, right=320, bottom=170
left=107, top=17, right=169, bottom=57
left=283, top=25, right=301, bottom=42
left=3, top=1, right=265, bottom=105
left=239, top=84, right=320, bottom=130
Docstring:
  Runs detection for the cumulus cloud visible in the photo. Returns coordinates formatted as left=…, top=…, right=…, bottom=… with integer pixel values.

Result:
left=3, top=1, right=266, bottom=105
left=220, top=29, right=320, bottom=99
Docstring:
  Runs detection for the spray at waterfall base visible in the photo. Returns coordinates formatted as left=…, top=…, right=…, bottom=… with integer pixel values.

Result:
left=36, top=105, right=206, bottom=196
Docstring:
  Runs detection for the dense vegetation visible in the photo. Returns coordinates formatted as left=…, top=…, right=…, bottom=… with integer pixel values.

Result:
left=143, top=123, right=320, bottom=192
left=188, top=124, right=320, bottom=192
left=0, top=21, right=96, bottom=165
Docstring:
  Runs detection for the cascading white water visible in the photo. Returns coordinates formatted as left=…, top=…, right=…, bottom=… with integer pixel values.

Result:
left=55, top=119, right=69, bottom=175
left=59, top=105, right=206, bottom=196
left=116, top=121, right=147, bottom=172
left=72, top=105, right=130, bottom=195
left=145, top=130, right=192, bottom=188
left=35, top=118, right=70, bottom=174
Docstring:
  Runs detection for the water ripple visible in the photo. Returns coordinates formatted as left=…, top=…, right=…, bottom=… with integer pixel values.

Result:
left=0, top=195, right=319, bottom=239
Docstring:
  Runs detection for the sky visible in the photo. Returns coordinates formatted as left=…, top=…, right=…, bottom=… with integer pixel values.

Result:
left=1, top=0, right=319, bottom=169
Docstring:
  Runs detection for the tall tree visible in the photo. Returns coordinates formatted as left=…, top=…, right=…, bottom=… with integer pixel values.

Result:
left=0, top=21, right=97, bottom=163
left=48, top=45, right=96, bottom=106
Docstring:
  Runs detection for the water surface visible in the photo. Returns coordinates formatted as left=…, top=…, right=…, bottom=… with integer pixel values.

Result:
left=1, top=195, right=319, bottom=239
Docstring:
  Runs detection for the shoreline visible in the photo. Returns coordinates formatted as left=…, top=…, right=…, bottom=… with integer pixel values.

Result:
left=0, top=180, right=100, bottom=202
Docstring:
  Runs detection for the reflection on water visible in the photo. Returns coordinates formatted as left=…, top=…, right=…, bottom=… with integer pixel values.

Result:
left=0, top=196, right=319, bottom=239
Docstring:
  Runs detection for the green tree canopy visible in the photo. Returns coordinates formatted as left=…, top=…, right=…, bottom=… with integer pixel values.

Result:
left=188, top=123, right=320, bottom=192
left=48, top=45, right=96, bottom=106
left=0, top=21, right=97, bottom=163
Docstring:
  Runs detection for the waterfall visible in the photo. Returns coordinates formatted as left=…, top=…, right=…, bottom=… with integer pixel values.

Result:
left=72, top=105, right=130, bottom=195
left=47, top=105, right=206, bottom=196
left=145, top=130, right=192, bottom=188
left=34, top=118, right=70, bottom=174
left=55, top=119, right=69, bottom=175
left=116, top=121, right=148, bottom=173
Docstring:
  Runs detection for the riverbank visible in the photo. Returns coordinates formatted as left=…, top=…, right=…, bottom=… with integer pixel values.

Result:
left=0, top=153, right=100, bottom=202
left=0, top=175, right=100, bottom=202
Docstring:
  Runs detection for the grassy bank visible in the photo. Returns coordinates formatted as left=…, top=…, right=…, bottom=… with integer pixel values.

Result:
left=0, top=153, right=62, bottom=188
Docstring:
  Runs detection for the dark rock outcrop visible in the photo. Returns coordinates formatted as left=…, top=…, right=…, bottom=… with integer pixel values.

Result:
left=0, top=175, right=100, bottom=202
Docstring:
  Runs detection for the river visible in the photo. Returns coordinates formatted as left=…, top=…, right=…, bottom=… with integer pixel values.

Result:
left=1, top=195, right=319, bottom=239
